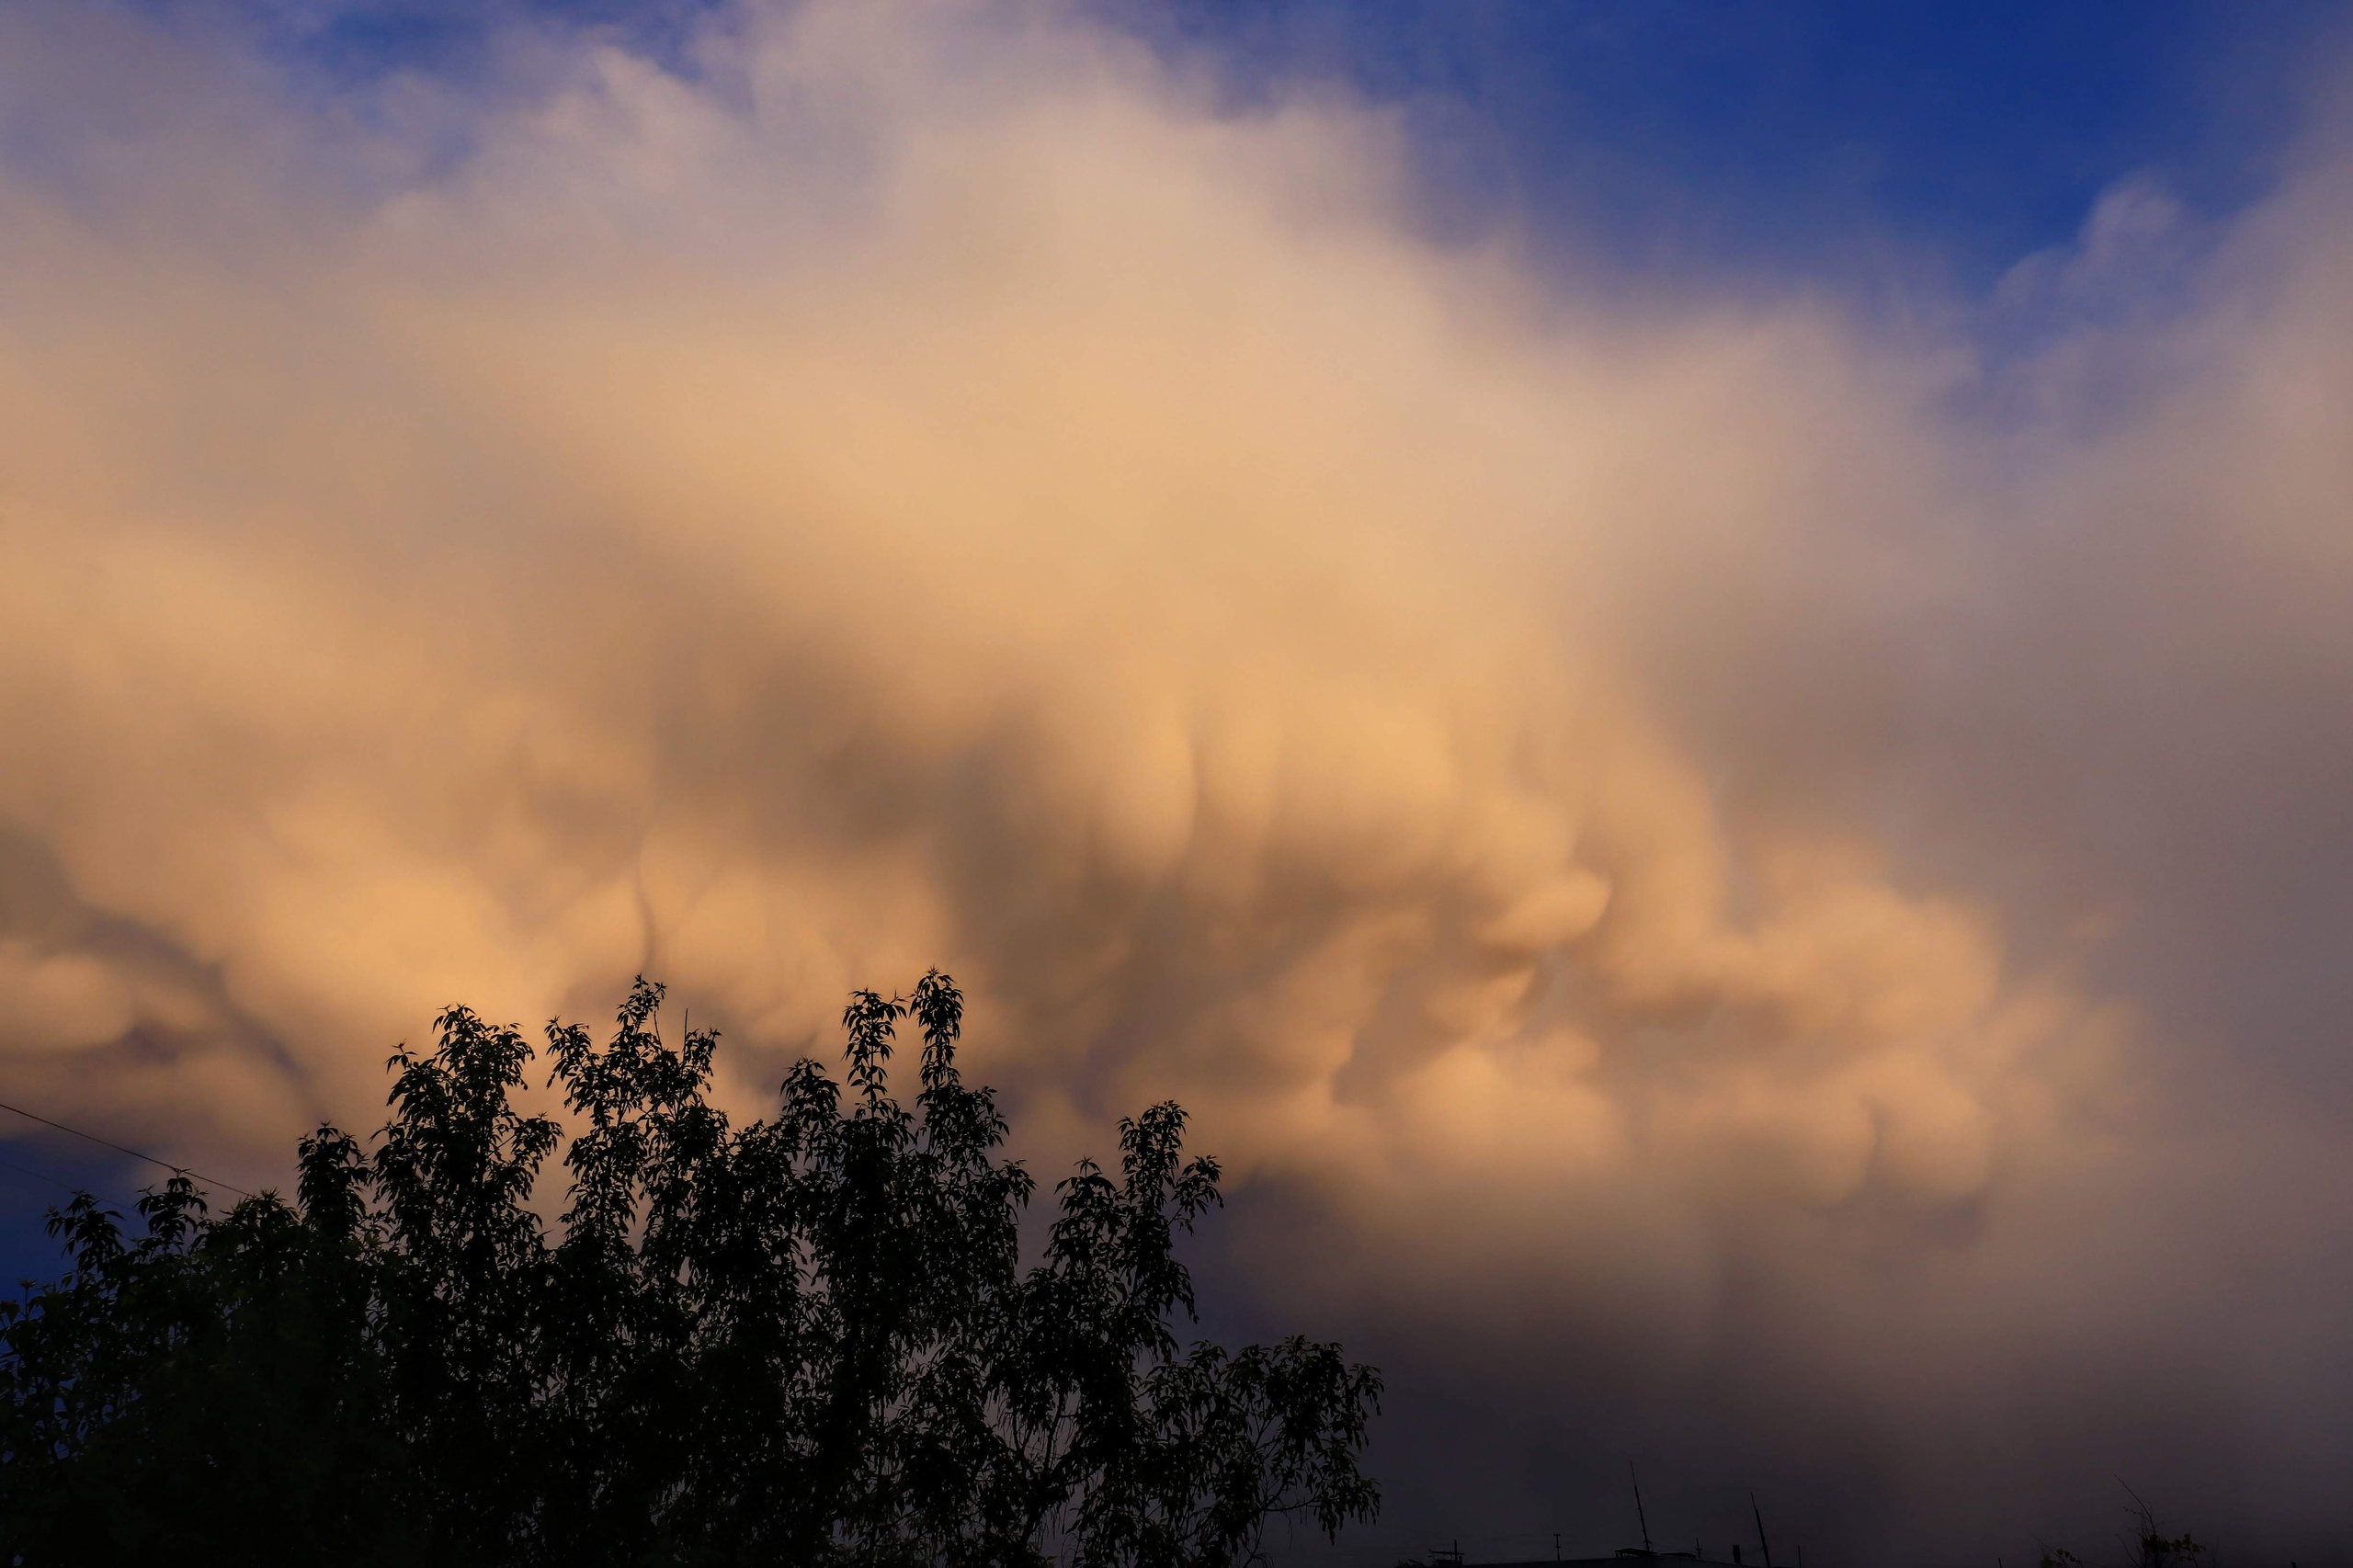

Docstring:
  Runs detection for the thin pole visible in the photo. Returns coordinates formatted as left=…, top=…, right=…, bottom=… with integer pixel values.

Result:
left=1752, top=1494, right=1775, bottom=1568
left=1631, top=1464, right=1654, bottom=1555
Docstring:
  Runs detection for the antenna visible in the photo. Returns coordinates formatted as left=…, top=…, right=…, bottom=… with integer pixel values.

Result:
left=1631, top=1463, right=1654, bottom=1556
left=1751, top=1494, right=1775, bottom=1568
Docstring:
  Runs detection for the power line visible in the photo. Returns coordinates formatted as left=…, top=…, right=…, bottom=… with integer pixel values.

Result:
left=0, top=1098, right=254, bottom=1199
left=0, top=1153, right=90, bottom=1197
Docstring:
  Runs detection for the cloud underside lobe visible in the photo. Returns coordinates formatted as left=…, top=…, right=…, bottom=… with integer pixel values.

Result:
left=5, top=1, right=2353, bottom=1548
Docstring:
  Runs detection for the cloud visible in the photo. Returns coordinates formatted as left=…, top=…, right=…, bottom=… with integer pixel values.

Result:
left=2, top=1, right=2350, bottom=1552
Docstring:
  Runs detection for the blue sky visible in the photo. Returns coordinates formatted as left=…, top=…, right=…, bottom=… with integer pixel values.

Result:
left=1103, top=2, right=2338, bottom=283
left=0, top=1141, right=140, bottom=1289
left=257, top=0, right=2344, bottom=287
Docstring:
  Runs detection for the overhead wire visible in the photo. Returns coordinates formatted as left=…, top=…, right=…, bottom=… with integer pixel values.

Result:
left=0, top=1098, right=255, bottom=1199
left=0, top=1152, right=89, bottom=1197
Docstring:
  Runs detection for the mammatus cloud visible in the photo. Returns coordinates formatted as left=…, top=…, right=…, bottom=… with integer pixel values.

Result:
left=2, top=1, right=2351, bottom=1555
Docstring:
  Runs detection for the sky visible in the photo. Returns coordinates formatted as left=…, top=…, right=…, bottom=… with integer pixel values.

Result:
left=4, top=2, right=2353, bottom=1561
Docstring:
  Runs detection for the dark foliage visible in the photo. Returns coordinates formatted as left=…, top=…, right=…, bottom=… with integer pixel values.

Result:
left=0, top=973, right=1380, bottom=1567
left=2040, top=1487, right=2212, bottom=1568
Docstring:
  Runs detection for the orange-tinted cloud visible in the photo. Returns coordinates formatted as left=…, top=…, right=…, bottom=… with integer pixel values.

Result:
left=4, top=2, right=2353, bottom=1550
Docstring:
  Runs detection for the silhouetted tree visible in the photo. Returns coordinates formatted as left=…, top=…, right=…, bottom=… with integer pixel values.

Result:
left=0, top=973, right=1379, bottom=1568
left=2037, top=1486, right=2210, bottom=1568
